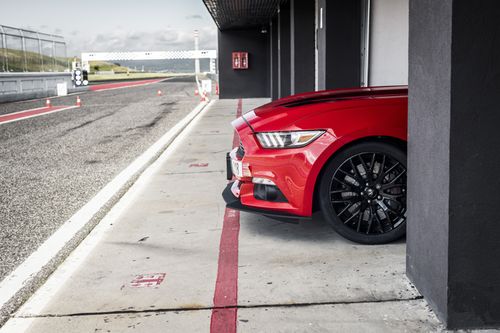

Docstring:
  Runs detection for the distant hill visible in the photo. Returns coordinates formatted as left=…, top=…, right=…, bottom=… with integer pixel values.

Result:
left=89, top=61, right=133, bottom=74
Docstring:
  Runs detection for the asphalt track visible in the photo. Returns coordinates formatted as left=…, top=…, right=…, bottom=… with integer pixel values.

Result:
left=0, top=77, right=199, bottom=281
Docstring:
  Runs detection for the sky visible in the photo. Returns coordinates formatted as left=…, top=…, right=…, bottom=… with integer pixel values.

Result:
left=0, top=0, right=217, bottom=57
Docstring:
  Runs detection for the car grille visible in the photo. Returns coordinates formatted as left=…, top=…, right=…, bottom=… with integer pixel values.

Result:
left=236, top=141, right=245, bottom=158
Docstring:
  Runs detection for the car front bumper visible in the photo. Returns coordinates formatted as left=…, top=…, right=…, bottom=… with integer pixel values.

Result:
left=223, top=114, right=337, bottom=218
left=222, top=181, right=309, bottom=222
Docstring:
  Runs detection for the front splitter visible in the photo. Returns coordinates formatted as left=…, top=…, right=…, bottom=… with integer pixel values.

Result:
left=222, top=182, right=310, bottom=223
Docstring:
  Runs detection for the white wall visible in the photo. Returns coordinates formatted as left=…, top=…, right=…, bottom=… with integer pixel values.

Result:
left=368, top=0, right=409, bottom=86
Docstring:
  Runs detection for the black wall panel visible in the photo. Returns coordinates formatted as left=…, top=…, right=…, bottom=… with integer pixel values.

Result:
left=290, top=0, right=315, bottom=94
left=317, top=0, right=361, bottom=90
left=278, top=1, right=291, bottom=97
left=218, top=28, right=270, bottom=99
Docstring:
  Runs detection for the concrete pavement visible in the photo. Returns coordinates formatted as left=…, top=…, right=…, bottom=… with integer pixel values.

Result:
left=2, top=99, right=443, bottom=332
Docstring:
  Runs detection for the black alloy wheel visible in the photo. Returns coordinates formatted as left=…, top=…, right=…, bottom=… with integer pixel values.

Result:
left=318, top=141, right=407, bottom=244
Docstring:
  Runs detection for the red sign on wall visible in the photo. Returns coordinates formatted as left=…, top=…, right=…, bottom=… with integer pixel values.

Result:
left=232, top=52, right=248, bottom=70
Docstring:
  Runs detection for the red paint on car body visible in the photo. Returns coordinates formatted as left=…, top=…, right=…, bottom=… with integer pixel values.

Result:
left=232, top=86, right=408, bottom=217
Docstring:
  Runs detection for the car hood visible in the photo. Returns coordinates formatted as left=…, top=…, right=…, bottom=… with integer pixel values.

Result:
left=242, top=86, right=407, bottom=132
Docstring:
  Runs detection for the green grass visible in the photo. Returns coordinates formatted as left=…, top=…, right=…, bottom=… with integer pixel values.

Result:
left=88, top=61, right=133, bottom=74
left=0, top=48, right=69, bottom=72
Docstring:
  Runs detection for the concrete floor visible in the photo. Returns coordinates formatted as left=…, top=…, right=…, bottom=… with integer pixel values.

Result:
left=2, top=99, right=444, bottom=332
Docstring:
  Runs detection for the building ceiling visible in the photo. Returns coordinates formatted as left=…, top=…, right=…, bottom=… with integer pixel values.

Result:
left=202, top=0, right=286, bottom=30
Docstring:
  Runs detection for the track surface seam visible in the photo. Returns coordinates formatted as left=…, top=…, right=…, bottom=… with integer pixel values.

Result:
left=15, top=296, right=425, bottom=319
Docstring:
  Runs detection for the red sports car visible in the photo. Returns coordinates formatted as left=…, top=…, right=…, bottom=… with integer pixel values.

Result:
left=223, top=86, right=407, bottom=244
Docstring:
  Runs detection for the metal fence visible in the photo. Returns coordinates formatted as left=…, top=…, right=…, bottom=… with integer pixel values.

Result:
left=0, top=25, right=69, bottom=73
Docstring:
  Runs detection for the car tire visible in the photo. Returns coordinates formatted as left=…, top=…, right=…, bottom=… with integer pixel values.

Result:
left=319, top=141, right=407, bottom=244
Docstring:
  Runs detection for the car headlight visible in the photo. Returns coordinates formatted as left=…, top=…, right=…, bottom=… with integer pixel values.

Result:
left=255, top=130, right=325, bottom=149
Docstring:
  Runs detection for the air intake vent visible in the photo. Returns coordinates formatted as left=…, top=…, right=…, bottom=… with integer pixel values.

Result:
left=236, top=141, right=245, bottom=158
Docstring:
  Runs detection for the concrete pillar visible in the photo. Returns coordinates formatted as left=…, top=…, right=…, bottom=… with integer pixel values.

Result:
left=290, top=0, right=315, bottom=94
left=278, top=2, right=291, bottom=98
left=407, top=0, right=500, bottom=329
left=316, top=0, right=362, bottom=90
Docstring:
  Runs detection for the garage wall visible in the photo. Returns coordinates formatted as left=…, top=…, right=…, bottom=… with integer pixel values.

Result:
left=369, top=0, right=409, bottom=86
left=218, top=28, right=270, bottom=99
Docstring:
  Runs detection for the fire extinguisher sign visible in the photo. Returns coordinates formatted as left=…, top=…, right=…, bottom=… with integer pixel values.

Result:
left=232, top=52, right=241, bottom=69
left=232, top=52, right=248, bottom=70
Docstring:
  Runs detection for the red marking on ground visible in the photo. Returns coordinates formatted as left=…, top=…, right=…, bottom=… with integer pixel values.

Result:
left=129, top=273, right=166, bottom=288
left=0, top=105, right=73, bottom=125
left=211, top=208, right=240, bottom=333
left=189, top=163, right=209, bottom=168
left=89, top=79, right=165, bottom=91
left=235, top=99, right=243, bottom=118
left=210, top=99, right=243, bottom=333
left=231, top=99, right=243, bottom=149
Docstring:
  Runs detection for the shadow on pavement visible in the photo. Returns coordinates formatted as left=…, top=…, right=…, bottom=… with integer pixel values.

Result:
left=240, top=210, right=406, bottom=245
left=239, top=211, right=344, bottom=244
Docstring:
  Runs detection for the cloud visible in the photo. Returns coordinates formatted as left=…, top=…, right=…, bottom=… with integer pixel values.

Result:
left=66, top=26, right=217, bottom=56
left=186, top=14, right=203, bottom=20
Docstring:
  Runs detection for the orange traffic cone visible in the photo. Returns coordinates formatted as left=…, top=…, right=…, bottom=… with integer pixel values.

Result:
left=46, top=98, right=51, bottom=108
left=76, top=96, right=82, bottom=107
left=157, top=90, right=163, bottom=96
left=194, top=89, right=199, bottom=96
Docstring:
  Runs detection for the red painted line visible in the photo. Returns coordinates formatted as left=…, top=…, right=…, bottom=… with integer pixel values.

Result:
left=211, top=208, right=240, bottom=333
left=89, top=78, right=165, bottom=91
left=231, top=99, right=243, bottom=149
left=210, top=99, right=243, bottom=333
left=0, top=105, right=76, bottom=125
left=235, top=99, right=243, bottom=118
